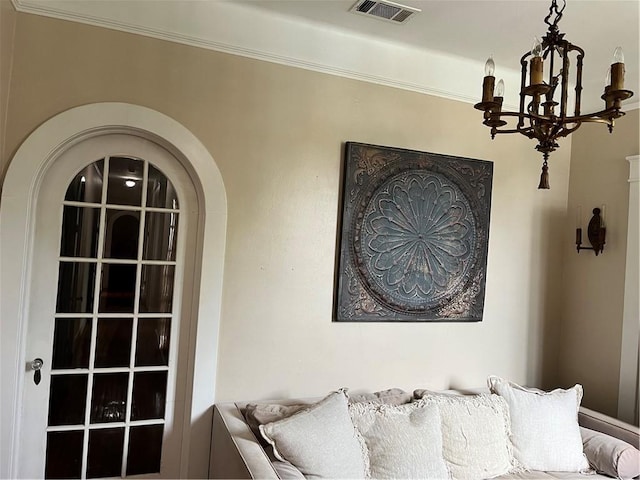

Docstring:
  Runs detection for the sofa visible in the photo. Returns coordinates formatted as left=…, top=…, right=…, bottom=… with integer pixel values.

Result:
left=210, top=379, right=640, bottom=479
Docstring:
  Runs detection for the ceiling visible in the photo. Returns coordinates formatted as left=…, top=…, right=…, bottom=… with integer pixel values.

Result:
left=13, top=0, right=640, bottom=112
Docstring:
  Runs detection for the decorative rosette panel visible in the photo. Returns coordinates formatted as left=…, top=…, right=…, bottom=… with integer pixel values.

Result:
left=335, top=143, right=493, bottom=322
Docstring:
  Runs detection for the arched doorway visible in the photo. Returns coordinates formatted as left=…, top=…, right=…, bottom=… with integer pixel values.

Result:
left=0, top=103, right=227, bottom=478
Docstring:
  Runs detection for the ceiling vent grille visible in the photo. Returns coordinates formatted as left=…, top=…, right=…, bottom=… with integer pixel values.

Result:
left=350, top=0, right=420, bottom=24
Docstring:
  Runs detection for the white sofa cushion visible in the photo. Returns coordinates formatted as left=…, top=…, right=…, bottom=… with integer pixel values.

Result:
left=416, top=391, right=520, bottom=479
left=259, top=390, right=367, bottom=479
left=349, top=401, right=450, bottom=479
left=488, top=376, right=590, bottom=472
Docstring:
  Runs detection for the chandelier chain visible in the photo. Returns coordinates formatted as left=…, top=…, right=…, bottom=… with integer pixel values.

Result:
left=544, top=0, right=566, bottom=31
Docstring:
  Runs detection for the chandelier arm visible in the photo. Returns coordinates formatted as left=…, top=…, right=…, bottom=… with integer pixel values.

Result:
left=556, top=123, right=583, bottom=137
left=487, top=109, right=622, bottom=125
left=491, top=129, right=534, bottom=136
left=564, top=109, right=625, bottom=123
left=492, top=111, right=536, bottom=119
left=574, top=116, right=618, bottom=126
left=516, top=126, right=538, bottom=139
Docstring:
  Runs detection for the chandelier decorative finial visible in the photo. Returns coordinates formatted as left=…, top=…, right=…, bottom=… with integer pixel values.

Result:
left=474, top=0, right=634, bottom=189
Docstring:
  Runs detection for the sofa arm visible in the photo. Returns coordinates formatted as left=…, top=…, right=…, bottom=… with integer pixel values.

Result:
left=210, top=403, right=279, bottom=479
left=578, top=406, right=639, bottom=448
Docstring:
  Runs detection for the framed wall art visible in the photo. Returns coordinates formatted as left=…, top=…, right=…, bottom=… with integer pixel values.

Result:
left=334, top=142, right=493, bottom=322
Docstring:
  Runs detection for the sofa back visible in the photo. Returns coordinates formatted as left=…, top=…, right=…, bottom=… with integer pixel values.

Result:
left=579, top=406, right=639, bottom=448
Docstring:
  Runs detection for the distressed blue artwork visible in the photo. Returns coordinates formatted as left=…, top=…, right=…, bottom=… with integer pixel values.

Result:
left=335, top=143, right=493, bottom=322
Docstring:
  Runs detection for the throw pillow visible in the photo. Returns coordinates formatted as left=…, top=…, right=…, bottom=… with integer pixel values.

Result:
left=349, top=401, right=450, bottom=479
left=488, top=375, right=590, bottom=472
left=416, top=392, right=520, bottom=479
left=245, top=388, right=411, bottom=437
left=259, top=390, right=367, bottom=479
left=245, top=403, right=308, bottom=433
left=581, top=427, right=640, bottom=480
left=349, top=388, right=412, bottom=405
left=272, top=461, right=306, bottom=480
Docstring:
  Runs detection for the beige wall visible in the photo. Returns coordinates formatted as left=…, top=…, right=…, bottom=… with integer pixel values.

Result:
left=558, top=109, right=639, bottom=416
left=0, top=0, right=17, bottom=178
left=4, top=13, right=571, bottom=402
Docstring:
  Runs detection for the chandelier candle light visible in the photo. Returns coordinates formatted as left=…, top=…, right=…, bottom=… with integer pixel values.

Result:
left=474, top=0, right=634, bottom=189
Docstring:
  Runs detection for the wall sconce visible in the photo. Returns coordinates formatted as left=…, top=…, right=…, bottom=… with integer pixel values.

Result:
left=576, top=206, right=606, bottom=255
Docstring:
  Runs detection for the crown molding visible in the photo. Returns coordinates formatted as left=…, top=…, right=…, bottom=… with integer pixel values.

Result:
left=11, top=0, right=525, bottom=110
left=12, top=0, right=635, bottom=114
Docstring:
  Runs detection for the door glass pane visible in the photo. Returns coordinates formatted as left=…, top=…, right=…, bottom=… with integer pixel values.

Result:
left=139, top=265, right=175, bottom=313
left=147, top=165, right=178, bottom=209
left=95, top=319, right=132, bottom=368
left=65, top=160, right=104, bottom=204
left=87, top=428, right=124, bottom=479
left=99, top=263, right=137, bottom=313
left=52, top=318, right=92, bottom=369
left=56, top=262, right=97, bottom=313
left=106, top=157, right=143, bottom=206
left=127, top=425, right=163, bottom=475
left=103, top=210, right=140, bottom=259
left=131, top=371, right=167, bottom=420
left=48, top=374, right=87, bottom=426
left=45, top=430, right=84, bottom=479
left=90, top=373, right=129, bottom=423
left=50, top=156, right=182, bottom=478
left=143, top=212, right=178, bottom=261
left=135, top=318, right=171, bottom=366
left=60, top=206, right=100, bottom=258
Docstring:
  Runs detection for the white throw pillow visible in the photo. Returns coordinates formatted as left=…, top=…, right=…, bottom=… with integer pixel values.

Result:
left=416, top=392, right=520, bottom=479
left=349, top=401, right=450, bottom=479
left=259, top=390, right=367, bottom=479
left=488, top=375, right=590, bottom=472
left=348, top=388, right=412, bottom=405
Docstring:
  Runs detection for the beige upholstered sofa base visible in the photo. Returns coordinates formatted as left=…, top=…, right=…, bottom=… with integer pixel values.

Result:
left=209, top=394, right=639, bottom=479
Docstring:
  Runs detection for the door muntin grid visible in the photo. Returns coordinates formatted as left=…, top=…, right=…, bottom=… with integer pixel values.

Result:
left=45, top=156, right=180, bottom=479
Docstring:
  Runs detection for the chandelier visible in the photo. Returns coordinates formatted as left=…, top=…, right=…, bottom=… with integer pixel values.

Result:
left=474, top=0, right=634, bottom=189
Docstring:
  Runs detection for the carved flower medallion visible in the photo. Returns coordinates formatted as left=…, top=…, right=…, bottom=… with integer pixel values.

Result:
left=353, top=170, right=476, bottom=311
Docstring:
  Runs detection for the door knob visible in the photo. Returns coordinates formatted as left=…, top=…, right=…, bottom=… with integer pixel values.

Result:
left=30, top=357, right=43, bottom=385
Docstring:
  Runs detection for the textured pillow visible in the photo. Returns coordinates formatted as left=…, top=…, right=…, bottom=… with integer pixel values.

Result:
left=416, top=392, right=520, bottom=479
left=349, top=401, right=449, bottom=479
left=349, top=388, right=412, bottom=405
left=259, top=390, right=367, bottom=479
left=245, top=388, right=411, bottom=438
left=581, top=426, right=640, bottom=479
left=488, top=375, right=590, bottom=472
left=245, top=403, right=308, bottom=433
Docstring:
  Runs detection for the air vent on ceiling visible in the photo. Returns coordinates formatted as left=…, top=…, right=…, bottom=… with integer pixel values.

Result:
left=350, top=0, right=420, bottom=24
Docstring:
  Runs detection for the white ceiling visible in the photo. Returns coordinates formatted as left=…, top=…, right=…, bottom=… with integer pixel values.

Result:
left=12, top=0, right=640, bottom=112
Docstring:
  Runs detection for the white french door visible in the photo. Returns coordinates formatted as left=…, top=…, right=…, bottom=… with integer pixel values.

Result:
left=17, top=133, right=198, bottom=478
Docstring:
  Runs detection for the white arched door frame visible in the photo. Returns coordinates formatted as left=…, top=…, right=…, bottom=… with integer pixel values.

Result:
left=0, top=103, right=227, bottom=478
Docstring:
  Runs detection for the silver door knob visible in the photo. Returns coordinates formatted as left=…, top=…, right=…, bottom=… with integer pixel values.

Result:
left=31, top=358, right=43, bottom=371
left=30, top=357, right=43, bottom=385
